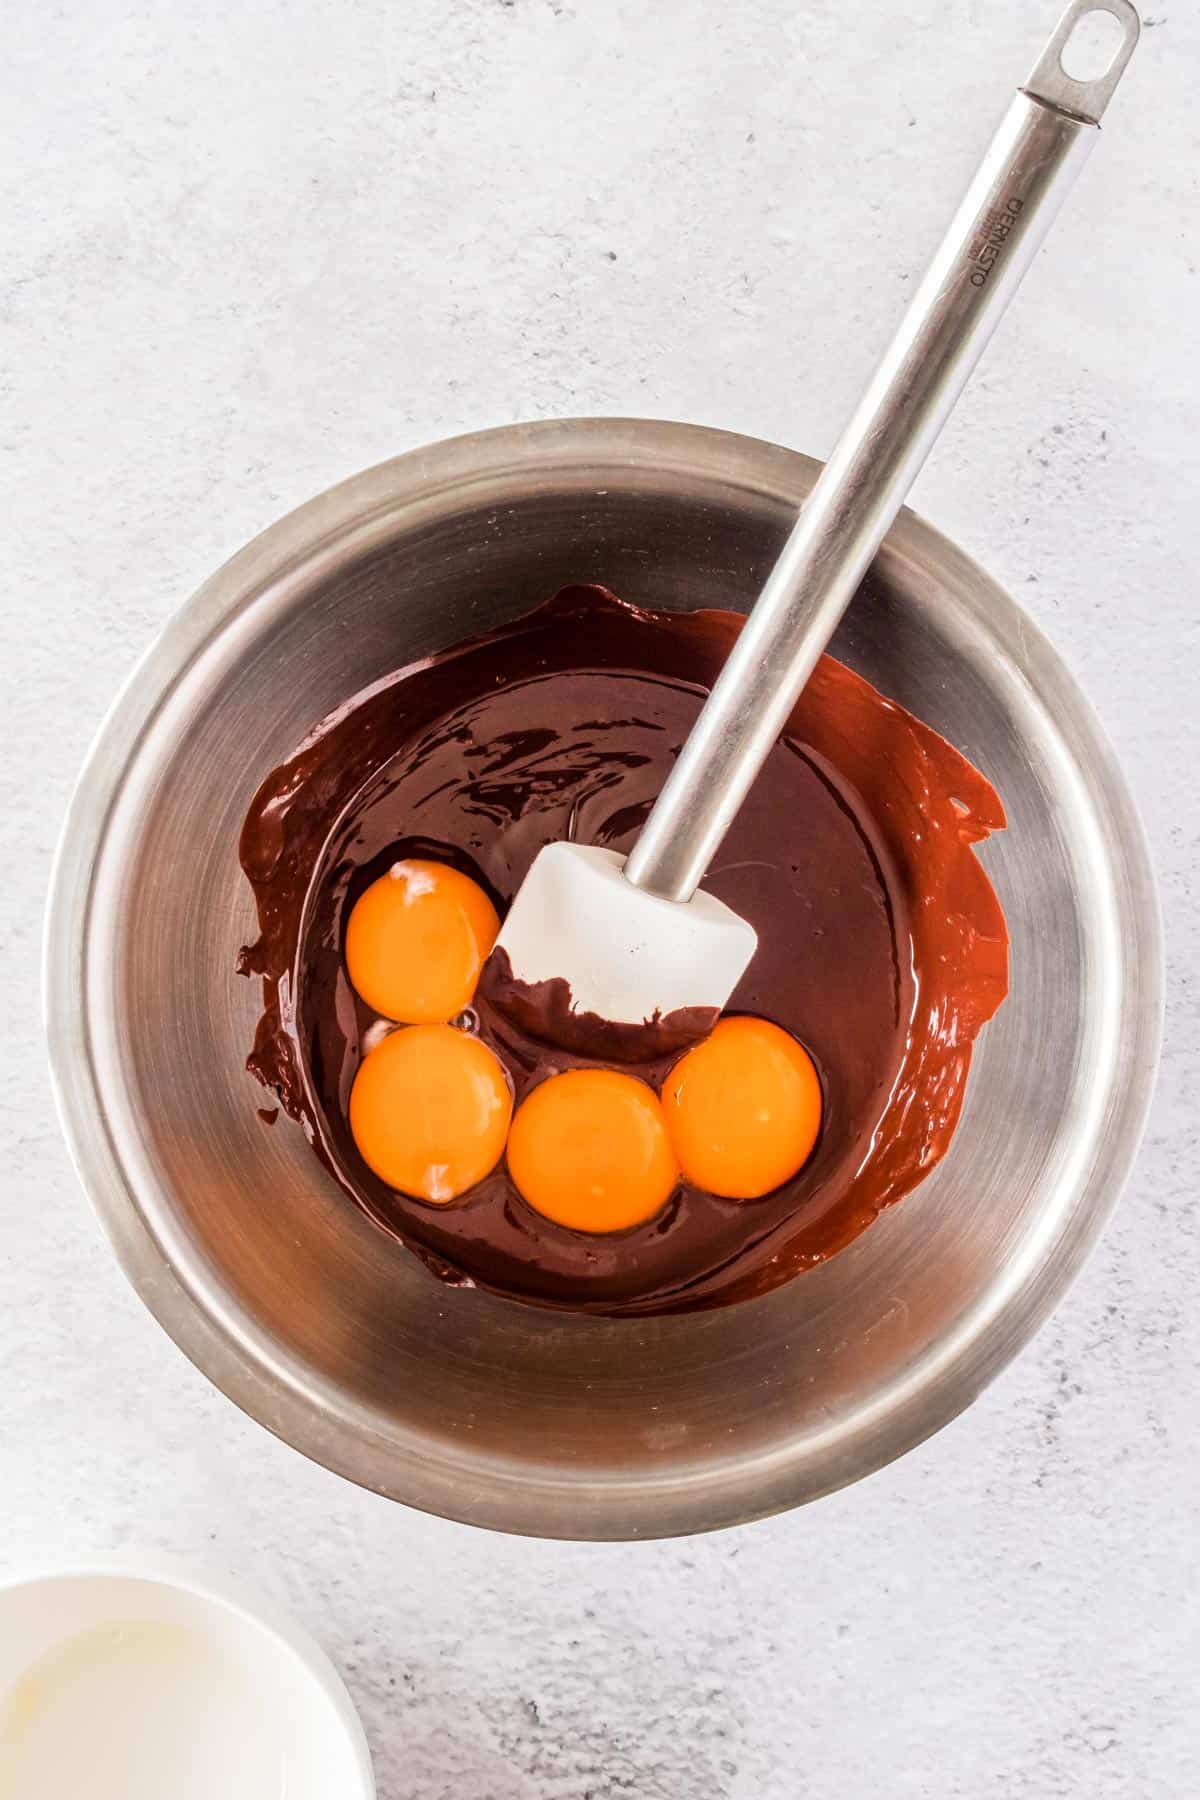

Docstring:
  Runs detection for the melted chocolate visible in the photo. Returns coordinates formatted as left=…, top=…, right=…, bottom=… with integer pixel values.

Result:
left=238, top=585, right=1008, bottom=1314
left=479, top=948, right=719, bottom=1062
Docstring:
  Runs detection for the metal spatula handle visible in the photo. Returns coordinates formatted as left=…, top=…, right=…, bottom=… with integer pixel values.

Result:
left=624, top=0, right=1140, bottom=904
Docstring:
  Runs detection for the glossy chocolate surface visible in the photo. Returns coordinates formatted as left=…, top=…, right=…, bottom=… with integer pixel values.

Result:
left=238, top=585, right=1008, bottom=1313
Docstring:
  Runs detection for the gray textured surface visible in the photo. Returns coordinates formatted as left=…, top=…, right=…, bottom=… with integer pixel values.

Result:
left=2, top=2, right=1197, bottom=1795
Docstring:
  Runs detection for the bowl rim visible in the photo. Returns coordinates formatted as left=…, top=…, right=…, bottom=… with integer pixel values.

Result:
left=43, top=416, right=1164, bottom=1538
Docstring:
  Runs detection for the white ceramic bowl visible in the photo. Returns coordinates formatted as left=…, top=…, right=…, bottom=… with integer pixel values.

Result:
left=0, top=1556, right=374, bottom=1799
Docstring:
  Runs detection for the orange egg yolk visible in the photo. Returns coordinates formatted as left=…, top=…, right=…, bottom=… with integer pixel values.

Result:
left=663, top=1015, right=822, bottom=1199
left=348, top=1023, right=511, bottom=1202
left=506, top=1068, right=679, bottom=1233
left=344, top=859, right=499, bottom=1024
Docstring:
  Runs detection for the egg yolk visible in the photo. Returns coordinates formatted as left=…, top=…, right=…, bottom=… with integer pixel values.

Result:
left=345, top=859, right=499, bottom=1024
left=507, top=1069, right=679, bottom=1233
left=348, top=1023, right=511, bottom=1202
left=663, top=1015, right=822, bottom=1199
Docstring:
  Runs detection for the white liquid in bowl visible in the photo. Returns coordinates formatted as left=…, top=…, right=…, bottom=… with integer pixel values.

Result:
left=0, top=1620, right=285, bottom=1799
left=0, top=1566, right=372, bottom=1800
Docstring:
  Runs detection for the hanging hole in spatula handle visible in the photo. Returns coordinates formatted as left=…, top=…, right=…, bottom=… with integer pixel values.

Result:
left=1024, top=0, right=1140, bottom=124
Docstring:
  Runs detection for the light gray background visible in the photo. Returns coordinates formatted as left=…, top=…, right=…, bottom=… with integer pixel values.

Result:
left=3, top=2, right=1196, bottom=1795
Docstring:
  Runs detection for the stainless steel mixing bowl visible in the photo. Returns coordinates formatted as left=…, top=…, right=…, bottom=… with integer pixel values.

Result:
left=45, top=418, right=1161, bottom=1538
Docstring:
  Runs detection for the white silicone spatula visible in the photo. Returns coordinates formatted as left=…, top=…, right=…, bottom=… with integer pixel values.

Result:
left=496, top=0, right=1138, bottom=1034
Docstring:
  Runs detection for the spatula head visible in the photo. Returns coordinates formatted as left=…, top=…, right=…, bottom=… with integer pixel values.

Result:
left=492, top=843, right=757, bottom=1034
